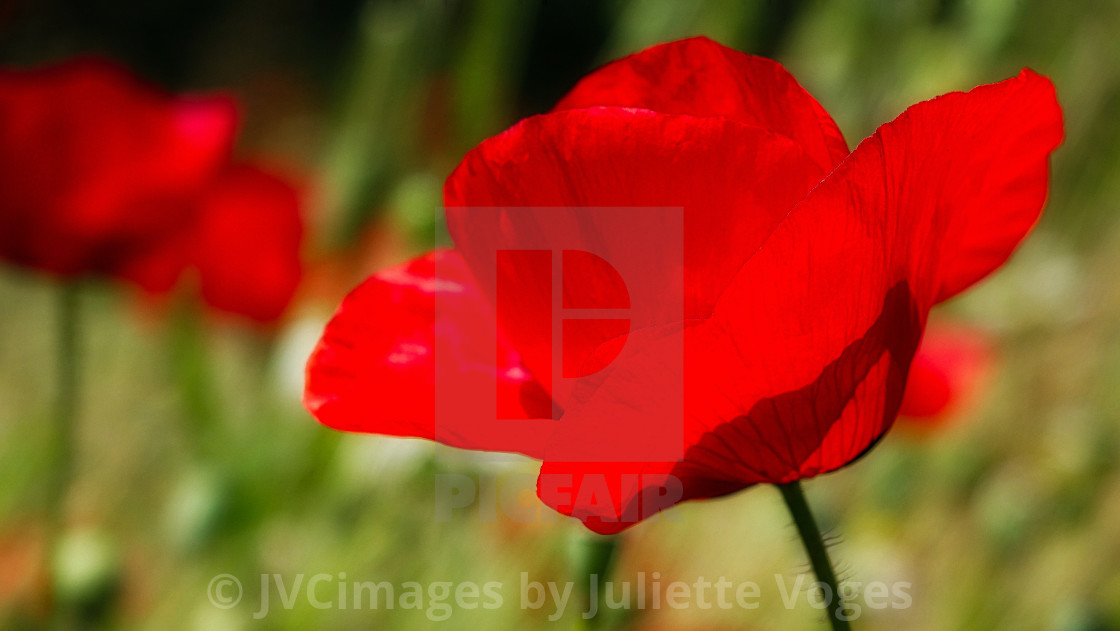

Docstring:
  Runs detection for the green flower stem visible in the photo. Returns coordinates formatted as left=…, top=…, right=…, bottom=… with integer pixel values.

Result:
left=572, top=533, right=621, bottom=630
left=167, top=303, right=218, bottom=454
left=48, top=284, right=80, bottom=630
left=47, top=284, right=79, bottom=535
left=777, top=481, right=851, bottom=631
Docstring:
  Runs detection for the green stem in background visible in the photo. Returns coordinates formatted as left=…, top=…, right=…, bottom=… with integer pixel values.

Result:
left=572, top=533, right=622, bottom=630
left=321, top=0, right=446, bottom=247
left=777, top=481, right=851, bottom=631
left=47, top=284, right=80, bottom=631
left=47, top=284, right=79, bottom=536
left=167, top=302, right=219, bottom=456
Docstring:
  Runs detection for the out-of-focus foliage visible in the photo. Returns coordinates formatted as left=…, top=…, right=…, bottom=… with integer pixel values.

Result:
left=1, top=0, right=1119, bottom=629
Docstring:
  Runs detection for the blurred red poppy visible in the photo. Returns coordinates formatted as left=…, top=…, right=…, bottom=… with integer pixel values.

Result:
left=898, top=322, right=996, bottom=426
left=0, top=57, right=304, bottom=323
left=305, top=37, right=1063, bottom=532
left=0, top=57, right=235, bottom=281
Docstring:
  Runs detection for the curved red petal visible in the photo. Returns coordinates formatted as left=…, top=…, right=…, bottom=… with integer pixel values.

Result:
left=914, top=71, right=1064, bottom=301
left=303, top=249, right=554, bottom=457
left=553, top=36, right=848, bottom=171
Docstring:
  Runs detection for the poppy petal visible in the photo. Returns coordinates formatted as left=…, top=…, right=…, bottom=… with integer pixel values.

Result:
left=553, top=36, right=848, bottom=171
left=914, top=72, right=1064, bottom=302
left=304, top=249, right=554, bottom=457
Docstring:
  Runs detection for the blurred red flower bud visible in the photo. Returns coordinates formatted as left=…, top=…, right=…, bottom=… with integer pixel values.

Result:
left=898, top=322, right=996, bottom=426
left=190, top=163, right=304, bottom=324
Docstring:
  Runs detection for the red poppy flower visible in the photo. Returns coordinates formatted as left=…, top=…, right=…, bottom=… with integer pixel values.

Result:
left=0, top=58, right=305, bottom=324
left=305, top=37, right=1063, bottom=533
left=898, top=322, right=995, bottom=425
left=0, top=57, right=236, bottom=282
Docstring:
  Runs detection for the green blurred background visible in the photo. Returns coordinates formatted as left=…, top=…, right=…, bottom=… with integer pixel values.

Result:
left=2, top=0, right=1119, bottom=629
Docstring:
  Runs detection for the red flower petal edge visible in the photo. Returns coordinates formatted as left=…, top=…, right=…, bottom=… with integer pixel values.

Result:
left=553, top=36, right=849, bottom=171
left=304, top=249, right=554, bottom=456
